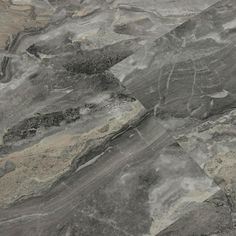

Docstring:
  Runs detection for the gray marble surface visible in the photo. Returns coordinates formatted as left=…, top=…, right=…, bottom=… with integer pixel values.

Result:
left=0, top=0, right=218, bottom=208
left=111, top=0, right=236, bottom=123
left=0, top=115, right=219, bottom=236
left=0, top=0, right=236, bottom=235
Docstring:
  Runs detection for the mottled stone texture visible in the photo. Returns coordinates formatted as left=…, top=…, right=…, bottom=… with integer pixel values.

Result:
left=112, top=0, right=236, bottom=122
left=0, top=116, right=219, bottom=236
left=0, top=0, right=236, bottom=236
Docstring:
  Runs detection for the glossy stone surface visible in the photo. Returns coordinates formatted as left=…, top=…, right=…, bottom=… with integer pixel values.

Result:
left=0, top=0, right=218, bottom=208
left=111, top=0, right=236, bottom=124
left=1, top=0, right=236, bottom=235
left=0, top=116, right=219, bottom=235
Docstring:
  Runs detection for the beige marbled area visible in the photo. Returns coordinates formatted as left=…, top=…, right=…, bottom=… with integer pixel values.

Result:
left=0, top=0, right=53, bottom=49
left=205, top=151, right=236, bottom=202
left=0, top=100, right=144, bottom=207
left=176, top=109, right=236, bottom=207
left=0, top=0, right=218, bottom=50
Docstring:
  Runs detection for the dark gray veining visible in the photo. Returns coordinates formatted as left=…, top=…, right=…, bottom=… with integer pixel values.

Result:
left=0, top=116, right=219, bottom=236
left=111, top=0, right=236, bottom=124
left=0, top=0, right=236, bottom=235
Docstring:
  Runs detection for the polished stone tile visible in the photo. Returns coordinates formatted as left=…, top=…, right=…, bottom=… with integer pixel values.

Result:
left=0, top=0, right=235, bottom=235
left=0, top=0, right=219, bottom=208
left=175, top=109, right=236, bottom=214
left=157, top=191, right=233, bottom=236
left=0, top=116, right=219, bottom=236
left=111, top=0, right=236, bottom=127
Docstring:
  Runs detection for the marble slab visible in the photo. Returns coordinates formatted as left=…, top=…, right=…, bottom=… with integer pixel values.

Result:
left=158, top=191, right=234, bottom=236
left=0, top=0, right=219, bottom=208
left=0, top=115, right=219, bottom=236
left=0, top=0, right=219, bottom=83
left=111, top=0, right=236, bottom=128
left=0, top=0, right=219, bottom=50
left=0, top=0, right=235, bottom=235
left=175, top=109, right=236, bottom=217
